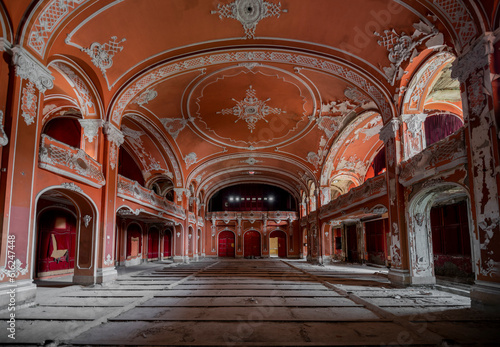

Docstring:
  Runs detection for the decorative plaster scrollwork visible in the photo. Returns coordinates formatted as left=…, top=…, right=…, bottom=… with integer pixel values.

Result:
left=375, top=21, right=443, bottom=85
left=217, top=85, right=285, bottom=132
left=103, top=254, right=113, bottom=266
left=21, top=82, right=38, bottom=126
left=211, top=0, right=286, bottom=39
left=0, top=111, right=9, bottom=146
left=12, top=47, right=54, bottom=93
left=161, top=118, right=189, bottom=139
left=81, top=36, right=126, bottom=76
left=133, top=88, right=158, bottom=106
left=61, top=182, right=83, bottom=193
left=79, top=119, right=104, bottom=143
left=184, top=152, right=198, bottom=169
left=103, top=122, right=124, bottom=170
left=0, top=259, right=29, bottom=280
left=83, top=215, right=92, bottom=228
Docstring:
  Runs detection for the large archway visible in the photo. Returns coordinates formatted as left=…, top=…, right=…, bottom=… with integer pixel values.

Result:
left=34, top=187, right=98, bottom=285
left=218, top=230, right=235, bottom=258
left=36, top=208, right=77, bottom=279
left=407, top=183, right=478, bottom=285
left=147, top=227, right=160, bottom=261
left=269, top=230, right=287, bottom=258
left=163, top=228, right=173, bottom=258
left=244, top=230, right=261, bottom=258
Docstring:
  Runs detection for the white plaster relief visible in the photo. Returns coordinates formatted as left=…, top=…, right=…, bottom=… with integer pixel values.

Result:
left=61, top=182, right=83, bottom=193
left=54, top=63, right=95, bottom=115
left=432, top=0, right=477, bottom=50
left=20, top=82, right=38, bottom=126
left=211, top=0, right=286, bottom=39
left=0, top=259, right=29, bottom=280
left=0, top=111, right=8, bottom=146
left=375, top=21, right=443, bottom=85
left=184, top=152, right=198, bottom=169
left=111, top=51, right=392, bottom=125
left=217, top=85, right=285, bottom=133
left=12, top=47, right=54, bottom=93
left=103, top=254, right=113, bottom=266
left=28, top=0, right=86, bottom=56
left=133, top=88, right=158, bottom=106
left=103, top=122, right=124, bottom=170
left=79, top=119, right=104, bottom=143
left=161, top=118, right=189, bottom=139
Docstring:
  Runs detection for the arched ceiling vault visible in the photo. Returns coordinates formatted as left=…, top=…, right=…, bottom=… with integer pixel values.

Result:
left=15, top=0, right=488, bottom=199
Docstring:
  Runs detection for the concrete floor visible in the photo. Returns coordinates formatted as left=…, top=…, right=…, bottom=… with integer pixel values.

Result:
left=1, top=259, right=499, bottom=346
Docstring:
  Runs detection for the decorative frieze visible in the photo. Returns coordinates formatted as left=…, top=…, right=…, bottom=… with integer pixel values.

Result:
left=21, top=82, right=38, bottom=126
left=81, top=36, right=126, bottom=77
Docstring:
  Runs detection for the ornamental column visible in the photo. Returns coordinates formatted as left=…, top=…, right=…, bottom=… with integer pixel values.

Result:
left=380, top=119, right=411, bottom=285
left=451, top=33, right=500, bottom=308
left=0, top=47, right=53, bottom=305
left=97, top=122, right=124, bottom=283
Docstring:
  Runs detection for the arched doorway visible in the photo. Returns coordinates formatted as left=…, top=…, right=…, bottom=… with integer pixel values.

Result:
left=218, top=230, right=235, bottom=257
left=36, top=208, right=77, bottom=278
left=126, top=223, right=142, bottom=266
left=407, top=183, right=477, bottom=285
left=35, top=187, right=98, bottom=284
left=163, top=229, right=172, bottom=258
left=148, top=227, right=159, bottom=261
left=269, top=230, right=287, bottom=258
left=244, top=230, right=261, bottom=258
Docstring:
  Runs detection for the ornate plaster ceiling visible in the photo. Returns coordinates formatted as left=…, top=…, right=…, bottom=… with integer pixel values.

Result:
left=16, top=0, right=480, bottom=201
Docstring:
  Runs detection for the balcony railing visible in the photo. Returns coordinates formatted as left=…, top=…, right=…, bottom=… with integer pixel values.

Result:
left=117, top=175, right=186, bottom=219
left=320, top=173, right=387, bottom=218
left=39, top=134, right=105, bottom=188
left=207, top=211, right=298, bottom=223
left=399, top=128, right=467, bottom=186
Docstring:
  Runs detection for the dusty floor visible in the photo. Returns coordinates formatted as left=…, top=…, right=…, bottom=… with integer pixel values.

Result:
left=1, top=259, right=499, bottom=346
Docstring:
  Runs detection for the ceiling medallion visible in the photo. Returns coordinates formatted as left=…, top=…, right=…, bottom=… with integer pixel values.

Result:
left=212, top=0, right=287, bottom=39
left=217, top=85, right=285, bottom=133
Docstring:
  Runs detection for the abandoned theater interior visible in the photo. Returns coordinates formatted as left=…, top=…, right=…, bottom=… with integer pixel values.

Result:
left=0, top=0, right=500, bottom=344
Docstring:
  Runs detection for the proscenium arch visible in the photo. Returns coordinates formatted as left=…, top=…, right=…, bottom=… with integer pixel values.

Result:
left=406, top=182, right=478, bottom=285
left=109, top=48, right=396, bottom=127
left=204, top=177, right=302, bottom=209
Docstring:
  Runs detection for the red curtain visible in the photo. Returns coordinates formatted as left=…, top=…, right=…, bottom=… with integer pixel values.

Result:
left=424, top=114, right=463, bottom=146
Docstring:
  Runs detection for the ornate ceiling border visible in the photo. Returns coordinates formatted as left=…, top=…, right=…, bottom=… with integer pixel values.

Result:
left=109, top=49, right=394, bottom=126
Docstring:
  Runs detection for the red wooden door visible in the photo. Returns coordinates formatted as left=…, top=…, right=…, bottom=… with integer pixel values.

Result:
left=148, top=229, right=159, bottom=259
left=244, top=230, right=261, bottom=257
left=163, top=231, right=172, bottom=257
left=218, top=231, right=235, bottom=257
